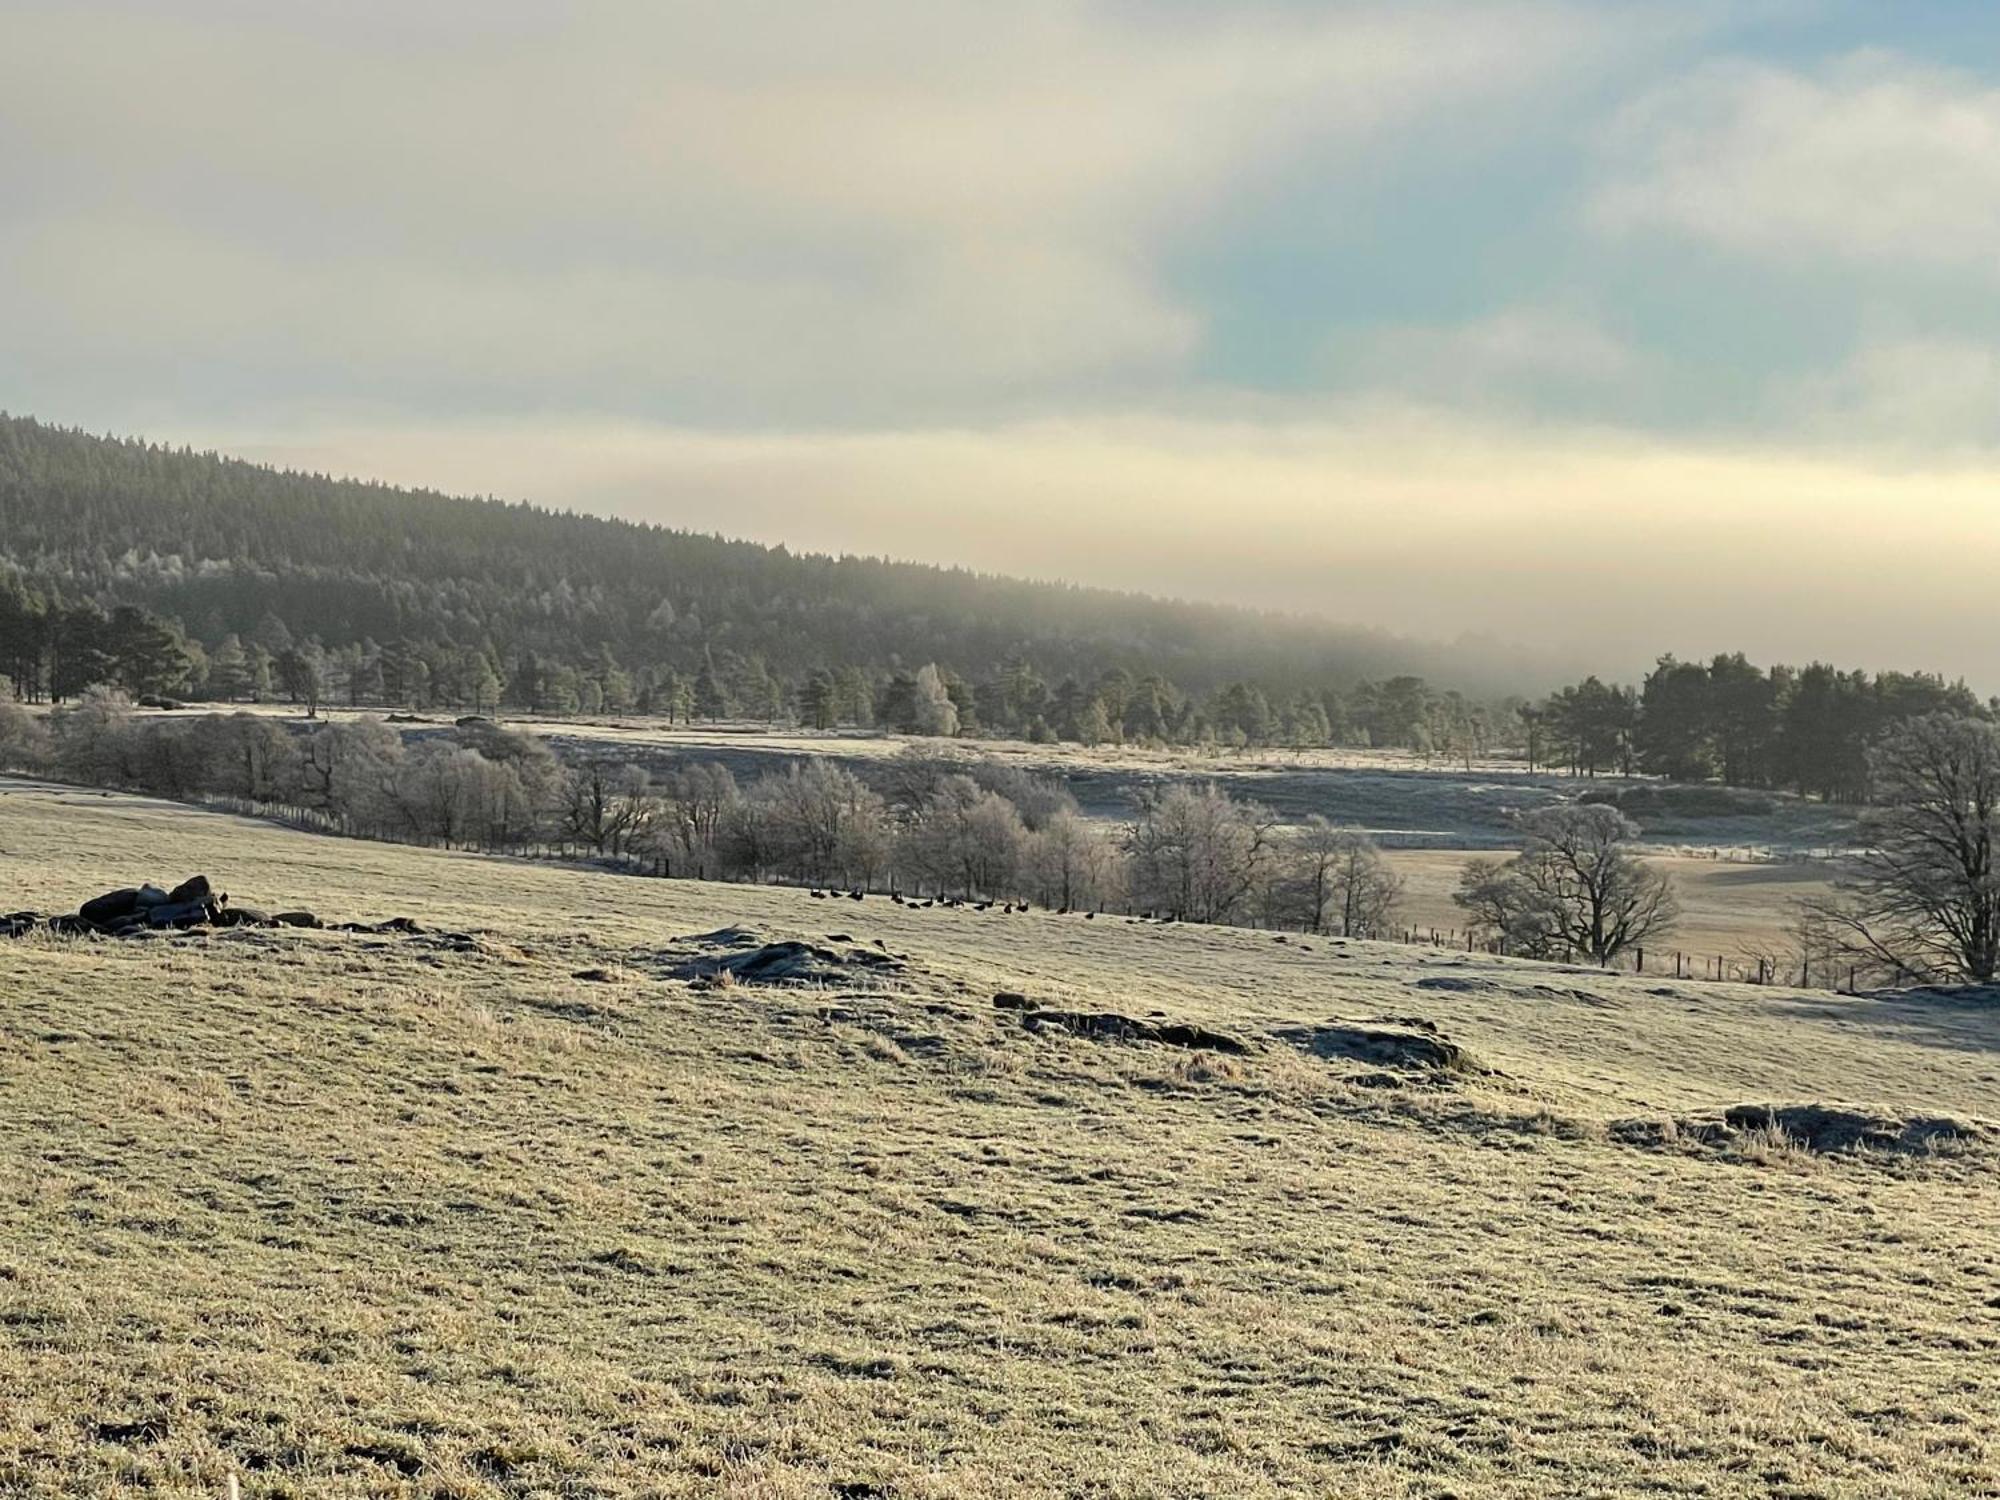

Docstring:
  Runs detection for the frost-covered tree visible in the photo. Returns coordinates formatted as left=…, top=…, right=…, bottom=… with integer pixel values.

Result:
left=912, top=663, right=959, bottom=738
left=1809, top=715, right=2000, bottom=984
left=1126, top=783, right=1276, bottom=925
left=1291, top=819, right=1402, bottom=937
left=1456, top=804, right=1676, bottom=965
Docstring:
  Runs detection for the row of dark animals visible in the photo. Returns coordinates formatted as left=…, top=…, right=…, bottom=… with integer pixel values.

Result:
left=810, top=889, right=1193, bottom=922
left=806, top=887, right=1309, bottom=939
left=0, top=875, right=429, bottom=941
left=809, top=889, right=1044, bottom=914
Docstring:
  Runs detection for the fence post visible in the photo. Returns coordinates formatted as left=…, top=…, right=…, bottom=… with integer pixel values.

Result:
left=1636, top=947, right=1644, bottom=974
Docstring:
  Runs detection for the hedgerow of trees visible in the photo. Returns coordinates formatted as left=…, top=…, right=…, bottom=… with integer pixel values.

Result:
left=0, top=698, right=1402, bottom=936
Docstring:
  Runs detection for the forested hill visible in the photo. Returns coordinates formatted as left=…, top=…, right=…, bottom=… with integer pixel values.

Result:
left=0, top=414, right=1512, bottom=708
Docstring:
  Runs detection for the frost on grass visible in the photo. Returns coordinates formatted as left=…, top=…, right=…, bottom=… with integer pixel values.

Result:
left=658, top=925, right=910, bottom=988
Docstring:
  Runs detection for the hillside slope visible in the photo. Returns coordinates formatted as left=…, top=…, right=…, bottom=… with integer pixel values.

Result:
left=0, top=414, right=1509, bottom=700
left=1, top=781, right=1997, bottom=1497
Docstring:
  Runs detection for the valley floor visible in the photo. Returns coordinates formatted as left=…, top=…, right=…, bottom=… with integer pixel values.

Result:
left=0, top=780, right=1996, bottom=1498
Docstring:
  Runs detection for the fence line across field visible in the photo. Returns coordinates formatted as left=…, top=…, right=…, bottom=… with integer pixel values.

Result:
left=1391, top=923, right=1856, bottom=992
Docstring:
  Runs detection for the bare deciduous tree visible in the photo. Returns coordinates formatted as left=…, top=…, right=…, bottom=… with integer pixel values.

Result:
left=1125, top=783, right=1276, bottom=925
left=1807, top=714, right=2000, bottom=985
left=1456, top=804, right=1677, bottom=965
left=899, top=775, right=1027, bottom=897
left=1028, top=809, right=1123, bottom=911
left=757, top=759, right=890, bottom=887
left=559, top=760, right=652, bottom=855
left=0, top=698, right=47, bottom=771
left=1292, top=819, right=1403, bottom=937
left=649, top=761, right=740, bottom=875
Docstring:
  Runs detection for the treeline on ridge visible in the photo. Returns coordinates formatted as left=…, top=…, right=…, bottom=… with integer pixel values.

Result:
left=1524, top=655, right=1989, bottom=802
left=1, top=415, right=1989, bottom=791
left=0, top=413, right=1512, bottom=741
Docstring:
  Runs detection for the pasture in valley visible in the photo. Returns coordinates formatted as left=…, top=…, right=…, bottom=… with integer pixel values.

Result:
left=136, top=707, right=1859, bottom=970
left=1386, top=851, right=1840, bottom=981
left=1, top=779, right=1996, bottom=1497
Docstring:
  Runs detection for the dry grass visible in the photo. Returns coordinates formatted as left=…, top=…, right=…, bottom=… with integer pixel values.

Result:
left=1384, top=848, right=1842, bottom=974
left=2, top=779, right=1998, bottom=1497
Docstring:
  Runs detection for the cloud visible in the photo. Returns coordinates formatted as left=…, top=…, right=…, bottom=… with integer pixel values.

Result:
left=0, top=1, right=1657, bottom=417
left=1592, top=51, right=2000, bottom=271
left=205, top=403, right=2000, bottom=688
left=1325, top=307, right=1641, bottom=410
left=1780, top=337, right=2000, bottom=450
left=5, top=216, right=1199, bottom=405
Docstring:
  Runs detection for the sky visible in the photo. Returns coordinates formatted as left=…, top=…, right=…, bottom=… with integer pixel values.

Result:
left=6, top=0, right=2000, bottom=685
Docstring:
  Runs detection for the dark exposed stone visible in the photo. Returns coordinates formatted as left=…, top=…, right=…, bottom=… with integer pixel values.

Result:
left=1723, top=1103, right=1986, bottom=1155
left=164, top=875, right=214, bottom=906
left=145, top=900, right=212, bottom=929
left=213, top=906, right=274, bottom=927
left=1610, top=1103, right=1992, bottom=1161
left=1151, top=1022, right=1249, bottom=1053
left=665, top=932, right=905, bottom=987
left=1272, top=1022, right=1482, bottom=1075
left=79, top=888, right=141, bottom=925
left=1016, top=1005, right=1247, bottom=1054
left=272, top=911, right=323, bottom=928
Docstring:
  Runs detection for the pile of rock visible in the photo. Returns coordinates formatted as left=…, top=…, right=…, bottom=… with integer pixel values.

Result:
left=662, top=926, right=908, bottom=987
left=1, top=876, right=323, bottom=939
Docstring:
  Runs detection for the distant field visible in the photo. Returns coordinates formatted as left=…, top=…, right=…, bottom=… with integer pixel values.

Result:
left=91, top=707, right=1858, bottom=970
left=1387, top=849, right=1840, bottom=980
left=1, top=779, right=1995, bottom=1498
left=122, top=705, right=1865, bottom=855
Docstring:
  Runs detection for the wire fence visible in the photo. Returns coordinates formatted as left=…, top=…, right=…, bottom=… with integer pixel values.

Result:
left=1382, top=923, right=1860, bottom=992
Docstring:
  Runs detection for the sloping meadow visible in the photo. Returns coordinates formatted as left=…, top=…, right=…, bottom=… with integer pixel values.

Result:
left=1, top=779, right=1998, bottom=1498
